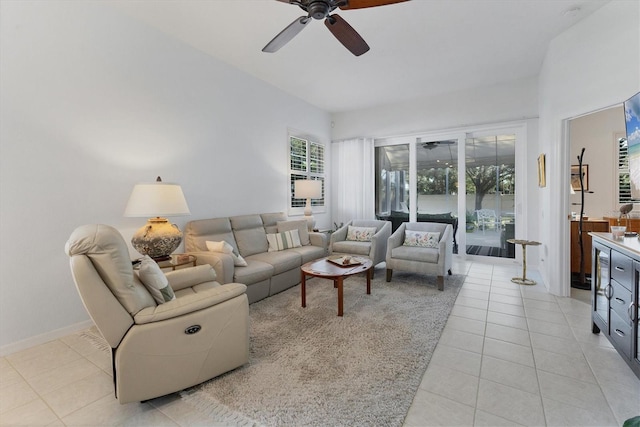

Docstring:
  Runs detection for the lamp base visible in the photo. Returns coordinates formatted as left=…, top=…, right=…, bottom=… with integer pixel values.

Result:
left=131, top=217, right=182, bottom=260
left=303, top=214, right=315, bottom=232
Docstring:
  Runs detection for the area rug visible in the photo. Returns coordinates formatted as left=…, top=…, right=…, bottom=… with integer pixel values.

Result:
left=180, top=270, right=464, bottom=427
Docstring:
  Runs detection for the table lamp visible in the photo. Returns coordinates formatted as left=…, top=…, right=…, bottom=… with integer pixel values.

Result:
left=295, top=179, right=322, bottom=231
left=124, top=177, right=191, bottom=261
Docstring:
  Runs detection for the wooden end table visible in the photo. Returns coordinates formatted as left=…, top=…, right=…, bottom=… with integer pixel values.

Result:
left=300, top=255, right=373, bottom=316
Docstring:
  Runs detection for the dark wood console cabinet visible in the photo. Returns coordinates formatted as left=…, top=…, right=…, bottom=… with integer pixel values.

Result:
left=590, top=232, right=640, bottom=379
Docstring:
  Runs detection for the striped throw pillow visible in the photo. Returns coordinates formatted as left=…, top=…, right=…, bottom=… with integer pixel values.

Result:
left=267, top=229, right=302, bottom=252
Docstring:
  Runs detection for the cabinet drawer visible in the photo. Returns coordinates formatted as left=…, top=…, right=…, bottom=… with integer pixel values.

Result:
left=610, top=310, right=632, bottom=359
left=610, top=279, right=632, bottom=321
left=610, top=251, right=632, bottom=290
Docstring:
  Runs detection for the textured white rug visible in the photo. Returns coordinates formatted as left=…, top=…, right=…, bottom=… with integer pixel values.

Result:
left=181, top=270, right=464, bottom=427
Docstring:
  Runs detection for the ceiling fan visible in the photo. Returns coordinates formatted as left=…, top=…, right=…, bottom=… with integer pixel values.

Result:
left=421, top=140, right=456, bottom=150
left=262, top=0, right=409, bottom=56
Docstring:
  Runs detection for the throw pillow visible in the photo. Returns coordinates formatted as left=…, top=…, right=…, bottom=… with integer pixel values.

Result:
left=266, top=229, right=302, bottom=252
left=277, top=219, right=310, bottom=246
left=346, top=226, right=377, bottom=242
left=206, top=240, right=248, bottom=267
left=137, top=256, right=176, bottom=304
left=403, top=231, right=440, bottom=248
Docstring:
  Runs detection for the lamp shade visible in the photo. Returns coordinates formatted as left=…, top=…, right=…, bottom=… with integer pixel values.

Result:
left=124, top=180, right=190, bottom=217
left=294, top=179, right=322, bottom=199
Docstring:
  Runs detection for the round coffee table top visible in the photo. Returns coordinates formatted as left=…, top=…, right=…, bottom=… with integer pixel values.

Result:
left=301, top=255, right=373, bottom=278
left=507, top=239, right=541, bottom=246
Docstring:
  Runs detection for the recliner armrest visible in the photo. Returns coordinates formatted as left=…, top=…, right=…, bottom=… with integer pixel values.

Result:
left=134, top=282, right=247, bottom=324
left=309, top=231, right=328, bottom=249
left=187, top=251, right=235, bottom=284
left=165, top=265, right=217, bottom=292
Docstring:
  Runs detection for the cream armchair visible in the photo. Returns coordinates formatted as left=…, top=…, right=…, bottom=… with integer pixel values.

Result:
left=330, top=220, right=391, bottom=277
left=65, top=224, right=249, bottom=404
left=385, top=222, right=453, bottom=290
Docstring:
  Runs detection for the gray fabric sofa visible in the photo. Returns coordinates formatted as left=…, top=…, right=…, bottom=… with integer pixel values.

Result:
left=184, top=212, right=328, bottom=303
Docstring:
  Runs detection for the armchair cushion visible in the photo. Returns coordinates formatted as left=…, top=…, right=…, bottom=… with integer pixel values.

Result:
left=137, top=256, right=176, bottom=304
left=346, top=226, right=377, bottom=242
left=403, top=231, right=440, bottom=248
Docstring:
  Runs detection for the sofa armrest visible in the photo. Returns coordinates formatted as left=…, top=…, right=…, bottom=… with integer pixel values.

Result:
left=165, top=265, right=217, bottom=292
left=134, top=283, right=247, bottom=324
left=309, top=231, right=328, bottom=250
left=187, top=251, right=235, bottom=284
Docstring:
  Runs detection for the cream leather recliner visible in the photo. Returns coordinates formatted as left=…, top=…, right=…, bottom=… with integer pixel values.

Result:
left=65, top=224, right=249, bottom=404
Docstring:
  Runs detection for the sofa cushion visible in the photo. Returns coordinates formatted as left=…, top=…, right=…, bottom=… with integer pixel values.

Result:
left=331, top=240, right=371, bottom=256
left=248, top=250, right=302, bottom=275
left=230, top=214, right=269, bottom=257
left=205, top=240, right=248, bottom=266
left=261, top=212, right=288, bottom=234
left=137, top=256, right=176, bottom=304
left=346, top=226, right=377, bottom=242
left=277, top=219, right=310, bottom=246
left=267, top=230, right=302, bottom=252
left=288, top=245, right=326, bottom=264
left=233, top=260, right=274, bottom=285
left=184, top=218, right=238, bottom=254
left=403, top=231, right=440, bottom=248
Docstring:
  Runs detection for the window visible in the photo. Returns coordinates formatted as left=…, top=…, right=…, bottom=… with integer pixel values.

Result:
left=617, top=137, right=639, bottom=203
left=290, top=135, right=325, bottom=208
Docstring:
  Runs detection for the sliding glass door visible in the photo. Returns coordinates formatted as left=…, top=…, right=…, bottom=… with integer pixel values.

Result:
left=375, top=127, right=519, bottom=260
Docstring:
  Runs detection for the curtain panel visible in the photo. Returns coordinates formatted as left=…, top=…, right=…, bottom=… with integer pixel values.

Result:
left=331, top=138, right=375, bottom=227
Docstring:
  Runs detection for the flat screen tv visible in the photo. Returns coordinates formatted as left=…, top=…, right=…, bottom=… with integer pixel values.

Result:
left=625, top=91, right=640, bottom=200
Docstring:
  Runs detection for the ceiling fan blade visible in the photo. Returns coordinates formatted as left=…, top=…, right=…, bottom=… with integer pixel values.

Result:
left=324, top=14, right=369, bottom=56
left=339, top=0, right=409, bottom=10
left=262, top=16, right=311, bottom=53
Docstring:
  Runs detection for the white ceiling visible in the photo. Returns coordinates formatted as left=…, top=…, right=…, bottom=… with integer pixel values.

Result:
left=109, top=0, right=610, bottom=113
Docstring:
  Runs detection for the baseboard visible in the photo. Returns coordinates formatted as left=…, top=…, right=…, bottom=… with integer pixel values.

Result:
left=0, top=320, right=95, bottom=357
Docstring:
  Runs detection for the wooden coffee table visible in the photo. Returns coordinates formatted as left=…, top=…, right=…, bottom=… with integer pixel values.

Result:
left=300, top=255, right=373, bottom=316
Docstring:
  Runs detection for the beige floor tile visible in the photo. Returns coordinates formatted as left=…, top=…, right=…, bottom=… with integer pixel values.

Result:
left=480, top=356, right=539, bottom=395
left=489, top=287, right=521, bottom=297
left=482, top=337, right=535, bottom=367
left=489, top=293, right=523, bottom=306
left=524, top=307, right=567, bottom=324
left=484, top=323, right=531, bottom=347
left=450, top=304, right=487, bottom=322
left=458, top=289, right=490, bottom=301
left=0, top=398, right=59, bottom=426
left=148, top=393, right=224, bottom=426
left=26, top=358, right=102, bottom=395
left=455, top=296, right=489, bottom=310
left=523, top=298, right=562, bottom=312
left=42, top=370, right=114, bottom=418
left=486, top=311, right=528, bottom=330
left=476, top=379, right=545, bottom=426
left=529, top=331, right=584, bottom=359
left=7, top=342, right=82, bottom=380
left=543, top=397, right=618, bottom=427
left=581, top=344, right=640, bottom=390
left=527, top=317, right=573, bottom=339
left=520, top=288, right=557, bottom=302
left=443, top=315, right=486, bottom=336
left=404, top=390, right=475, bottom=427
left=533, top=347, right=597, bottom=383
left=488, top=301, right=526, bottom=317
left=0, top=379, right=38, bottom=414
left=62, top=395, right=151, bottom=426
left=473, top=409, right=525, bottom=426
left=0, top=360, right=23, bottom=390
left=537, top=370, right=611, bottom=412
left=462, top=283, right=491, bottom=292
left=118, top=407, right=179, bottom=426
left=599, top=378, right=640, bottom=425
left=430, top=344, right=482, bottom=376
left=437, top=328, right=484, bottom=354
left=465, top=276, right=492, bottom=286
left=419, top=365, right=479, bottom=407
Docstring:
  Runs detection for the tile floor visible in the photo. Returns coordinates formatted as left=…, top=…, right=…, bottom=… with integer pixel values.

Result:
left=1, top=260, right=639, bottom=426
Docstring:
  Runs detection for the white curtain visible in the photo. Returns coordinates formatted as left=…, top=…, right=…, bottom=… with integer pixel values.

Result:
left=331, top=138, right=375, bottom=227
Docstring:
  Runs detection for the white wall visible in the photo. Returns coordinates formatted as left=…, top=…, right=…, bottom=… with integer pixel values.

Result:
left=569, top=106, right=626, bottom=220
left=538, top=0, right=639, bottom=296
left=331, top=76, right=538, bottom=140
left=0, top=1, right=331, bottom=352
